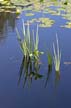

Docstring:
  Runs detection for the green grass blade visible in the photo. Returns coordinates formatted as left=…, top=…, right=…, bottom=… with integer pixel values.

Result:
left=47, top=51, right=52, bottom=66
left=53, top=35, right=61, bottom=72
left=22, top=19, right=25, bottom=36
left=35, top=25, right=39, bottom=50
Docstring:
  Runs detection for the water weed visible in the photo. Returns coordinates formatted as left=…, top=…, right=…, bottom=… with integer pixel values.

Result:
left=53, top=34, right=61, bottom=72
left=16, top=20, right=43, bottom=61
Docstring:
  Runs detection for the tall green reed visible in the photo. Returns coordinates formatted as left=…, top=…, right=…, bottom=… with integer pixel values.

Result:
left=16, top=21, right=33, bottom=59
left=53, top=34, right=61, bottom=72
left=16, top=20, right=43, bottom=62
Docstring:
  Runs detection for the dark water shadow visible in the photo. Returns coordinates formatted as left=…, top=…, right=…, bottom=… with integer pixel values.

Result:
left=0, top=12, right=18, bottom=37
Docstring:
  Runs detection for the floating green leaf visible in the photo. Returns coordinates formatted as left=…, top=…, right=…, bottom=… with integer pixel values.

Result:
left=25, top=12, right=34, bottom=16
left=61, top=22, right=71, bottom=29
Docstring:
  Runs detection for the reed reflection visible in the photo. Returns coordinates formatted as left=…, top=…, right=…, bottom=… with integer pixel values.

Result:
left=44, top=64, right=52, bottom=88
left=55, top=71, right=60, bottom=88
left=18, top=56, right=43, bottom=88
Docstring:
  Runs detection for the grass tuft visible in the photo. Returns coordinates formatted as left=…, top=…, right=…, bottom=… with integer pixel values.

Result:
left=53, top=34, right=61, bottom=72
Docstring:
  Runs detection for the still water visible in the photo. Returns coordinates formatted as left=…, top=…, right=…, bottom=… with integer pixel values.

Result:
left=0, top=9, right=71, bottom=108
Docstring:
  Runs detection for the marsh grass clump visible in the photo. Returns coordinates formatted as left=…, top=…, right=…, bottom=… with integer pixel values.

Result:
left=16, top=20, right=43, bottom=62
left=16, top=21, right=43, bottom=87
left=53, top=34, right=61, bottom=72
left=16, top=21, right=32, bottom=60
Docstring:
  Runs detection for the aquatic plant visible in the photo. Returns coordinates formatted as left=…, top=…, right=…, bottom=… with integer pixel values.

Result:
left=40, top=0, right=44, bottom=3
left=16, top=20, right=43, bottom=88
left=16, top=21, right=33, bottom=59
left=53, top=34, right=61, bottom=72
left=47, top=51, right=52, bottom=66
left=63, top=0, right=68, bottom=5
left=25, top=12, right=34, bottom=16
left=61, top=21, right=71, bottom=28
left=26, top=17, right=55, bottom=28
left=0, top=0, right=10, bottom=5
left=38, top=17, right=55, bottom=28
left=16, top=20, right=43, bottom=61
left=61, top=14, right=71, bottom=21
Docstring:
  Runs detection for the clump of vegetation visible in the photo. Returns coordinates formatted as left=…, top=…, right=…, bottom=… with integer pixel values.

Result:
left=25, top=12, right=34, bottom=16
left=0, top=0, right=22, bottom=14
left=53, top=34, right=61, bottom=72
left=26, top=17, right=55, bottom=28
left=63, top=0, right=68, bottom=5
left=16, top=20, right=43, bottom=61
left=16, top=20, right=44, bottom=87
left=61, top=21, right=71, bottom=28
left=37, top=17, right=55, bottom=28
left=48, top=10, right=59, bottom=15
left=61, top=13, right=71, bottom=21
left=40, top=0, right=44, bottom=3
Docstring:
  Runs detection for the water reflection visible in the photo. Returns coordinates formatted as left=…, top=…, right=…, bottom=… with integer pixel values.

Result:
left=44, top=64, right=52, bottom=88
left=18, top=56, right=43, bottom=88
left=18, top=56, right=61, bottom=88
left=55, top=71, right=60, bottom=88
left=44, top=64, right=60, bottom=88
left=0, top=12, right=17, bottom=36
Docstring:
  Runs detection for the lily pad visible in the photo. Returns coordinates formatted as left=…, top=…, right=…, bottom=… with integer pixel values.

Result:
left=38, top=17, right=54, bottom=27
left=25, top=17, right=54, bottom=28
left=61, top=22, right=71, bottom=29
left=39, top=23, right=52, bottom=28
left=61, top=13, right=71, bottom=20
left=22, top=6, right=33, bottom=11
left=25, top=12, right=34, bottom=16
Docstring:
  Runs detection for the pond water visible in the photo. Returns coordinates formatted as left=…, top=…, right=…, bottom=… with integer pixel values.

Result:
left=0, top=4, right=71, bottom=108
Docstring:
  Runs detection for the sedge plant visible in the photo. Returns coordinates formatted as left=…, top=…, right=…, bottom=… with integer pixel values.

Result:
left=16, top=20, right=43, bottom=61
left=16, top=20, right=33, bottom=60
left=53, top=34, right=61, bottom=72
left=32, top=26, right=43, bottom=61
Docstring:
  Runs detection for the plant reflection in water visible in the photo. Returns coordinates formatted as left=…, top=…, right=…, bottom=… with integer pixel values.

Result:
left=45, top=65, right=60, bottom=88
left=44, top=64, right=52, bottom=88
left=44, top=51, right=52, bottom=88
left=18, top=56, right=43, bottom=88
left=45, top=50, right=60, bottom=88
left=55, top=71, right=60, bottom=88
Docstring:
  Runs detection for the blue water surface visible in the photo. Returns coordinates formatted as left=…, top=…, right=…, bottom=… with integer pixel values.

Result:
left=0, top=9, right=71, bottom=108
